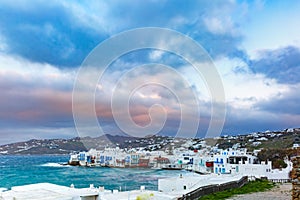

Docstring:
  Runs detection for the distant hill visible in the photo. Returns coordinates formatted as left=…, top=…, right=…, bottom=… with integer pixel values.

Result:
left=0, top=128, right=299, bottom=155
left=215, top=128, right=300, bottom=150
left=0, top=134, right=172, bottom=155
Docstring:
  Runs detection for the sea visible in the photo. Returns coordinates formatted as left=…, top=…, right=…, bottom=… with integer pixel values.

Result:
left=0, top=155, right=189, bottom=191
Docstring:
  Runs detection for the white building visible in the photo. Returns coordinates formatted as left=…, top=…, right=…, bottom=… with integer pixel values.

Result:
left=158, top=173, right=244, bottom=195
left=191, top=148, right=292, bottom=180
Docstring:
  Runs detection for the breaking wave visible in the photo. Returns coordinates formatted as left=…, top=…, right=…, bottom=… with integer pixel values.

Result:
left=40, top=163, right=69, bottom=167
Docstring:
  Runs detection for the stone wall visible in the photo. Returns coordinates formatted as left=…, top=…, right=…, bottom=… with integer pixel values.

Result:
left=292, top=156, right=300, bottom=200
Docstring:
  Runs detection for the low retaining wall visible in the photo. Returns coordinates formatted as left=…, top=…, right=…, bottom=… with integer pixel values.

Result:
left=269, top=179, right=290, bottom=183
left=178, top=176, right=248, bottom=200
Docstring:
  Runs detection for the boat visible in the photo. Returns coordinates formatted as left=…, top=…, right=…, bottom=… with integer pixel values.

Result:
left=161, top=164, right=182, bottom=170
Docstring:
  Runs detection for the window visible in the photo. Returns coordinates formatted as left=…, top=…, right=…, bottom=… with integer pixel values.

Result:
left=183, top=185, right=187, bottom=190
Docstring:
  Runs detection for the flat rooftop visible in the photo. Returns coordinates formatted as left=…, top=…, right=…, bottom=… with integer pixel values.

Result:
left=0, top=174, right=245, bottom=200
left=1, top=183, right=98, bottom=200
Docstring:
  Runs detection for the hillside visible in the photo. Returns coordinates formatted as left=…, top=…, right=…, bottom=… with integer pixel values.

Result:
left=0, top=134, right=173, bottom=155
left=0, top=128, right=299, bottom=156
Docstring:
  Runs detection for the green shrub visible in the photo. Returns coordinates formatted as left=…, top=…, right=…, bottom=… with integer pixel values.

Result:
left=199, top=180, right=275, bottom=200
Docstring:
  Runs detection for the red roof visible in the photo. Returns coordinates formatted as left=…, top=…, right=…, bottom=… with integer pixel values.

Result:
left=154, top=157, right=169, bottom=161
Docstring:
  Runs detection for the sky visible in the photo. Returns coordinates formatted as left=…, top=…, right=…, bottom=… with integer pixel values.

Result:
left=0, top=0, right=300, bottom=144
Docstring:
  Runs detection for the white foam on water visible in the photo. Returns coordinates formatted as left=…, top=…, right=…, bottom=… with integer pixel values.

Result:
left=40, top=163, right=70, bottom=167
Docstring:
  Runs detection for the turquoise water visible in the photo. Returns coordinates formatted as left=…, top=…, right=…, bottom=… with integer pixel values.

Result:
left=0, top=155, right=188, bottom=191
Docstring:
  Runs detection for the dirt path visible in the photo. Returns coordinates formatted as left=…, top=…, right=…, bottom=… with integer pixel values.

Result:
left=226, top=183, right=292, bottom=200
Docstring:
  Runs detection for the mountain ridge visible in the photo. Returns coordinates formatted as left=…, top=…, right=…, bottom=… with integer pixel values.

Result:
left=0, top=128, right=299, bottom=155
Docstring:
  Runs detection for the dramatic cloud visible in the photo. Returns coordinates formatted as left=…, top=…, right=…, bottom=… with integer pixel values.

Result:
left=251, top=46, right=300, bottom=84
left=254, top=83, right=300, bottom=116
left=0, top=0, right=246, bottom=67
left=0, top=54, right=76, bottom=142
left=211, top=55, right=299, bottom=134
left=0, top=1, right=104, bottom=67
left=0, top=1, right=299, bottom=144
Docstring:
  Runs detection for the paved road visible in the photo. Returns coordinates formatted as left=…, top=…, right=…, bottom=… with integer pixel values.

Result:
left=226, top=183, right=291, bottom=200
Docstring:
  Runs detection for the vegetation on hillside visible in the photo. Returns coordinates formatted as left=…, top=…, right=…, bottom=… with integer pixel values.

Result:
left=257, top=148, right=300, bottom=168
